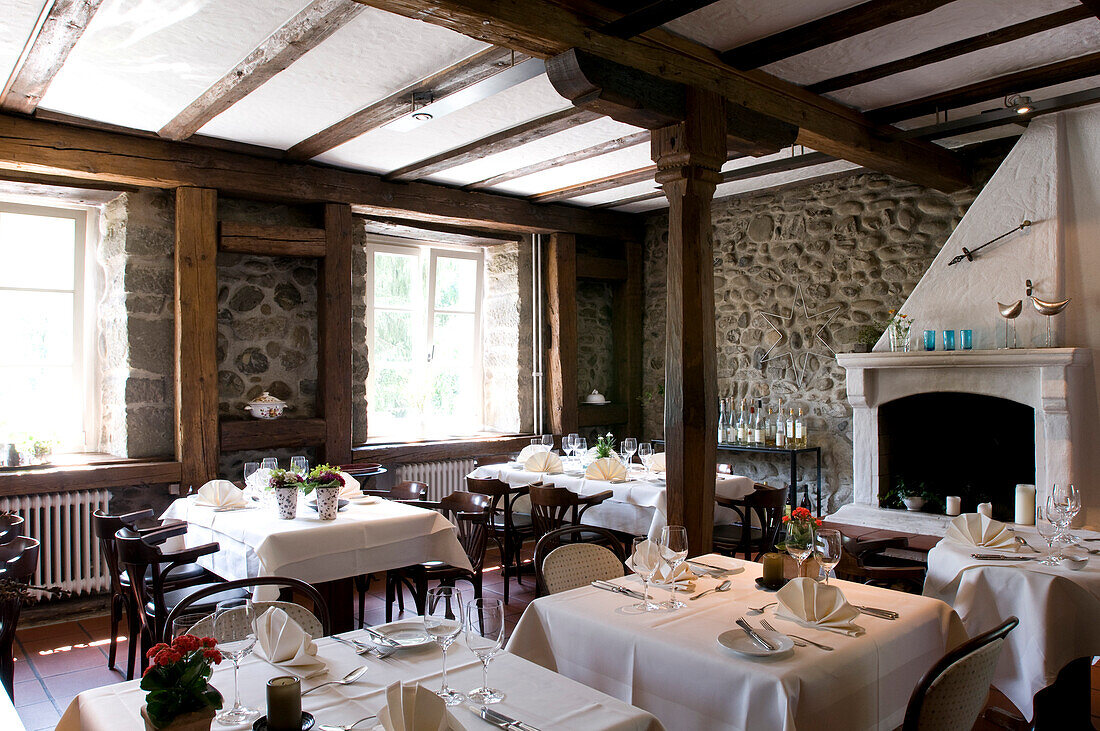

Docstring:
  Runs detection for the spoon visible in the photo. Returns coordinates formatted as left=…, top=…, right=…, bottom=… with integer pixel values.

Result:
left=1015, top=537, right=1040, bottom=553
left=748, top=602, right=777, bottom=613
left=302, top=665, right=369, bottom=696
left=690, top=579, right=731, bottom=600
left=318, top=716, right=378, bottom=731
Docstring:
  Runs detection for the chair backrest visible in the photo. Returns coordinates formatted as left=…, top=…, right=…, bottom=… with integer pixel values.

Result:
left=0, top=536, right=39, bottom=583
left=0, top=514, right=24, bottom=546
left=716, top=484, right=788, bottom=560
left=164, top=576, right=330, bottom=643
left=92, top=509, right=154, bottom=595
left=903, top=616, right=1019, bottom=731
left=436, top=491, right=492, bottom=572
left=390, top=481, right=428, bottom=501
left=534, top=525, right=625, bottom=595
left=540, top=544, right=624, bottom=595
left=528, top=485, right=580, bottom=539
left=474, top=454, right=514, bottom=468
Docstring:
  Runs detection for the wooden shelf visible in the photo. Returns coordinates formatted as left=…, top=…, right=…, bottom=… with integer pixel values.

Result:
left=0, top=460, right=182, bottom=497
left=220, top=418, right=327, bottom=452
left=352, top=435, right=532, bottom=464
left=578, top=402, right=628, bottom=427
left=218, top=222, right=327, bottom=257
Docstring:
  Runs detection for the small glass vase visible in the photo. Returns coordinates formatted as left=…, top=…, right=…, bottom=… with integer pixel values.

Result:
left=889, top=321, right=911, bottom=352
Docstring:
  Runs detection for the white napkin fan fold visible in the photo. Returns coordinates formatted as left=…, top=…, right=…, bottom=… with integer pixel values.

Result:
left=194, top=480, right=248, bottom=509
left=252, top=607, right=327, bottom=678
left=775, top=577, right=863, bottom=636
left=524, top=451, right=563, bottom=473
left=585, top=457, right=627, bottom=481
left=943, top=513, right=1017, bottom=549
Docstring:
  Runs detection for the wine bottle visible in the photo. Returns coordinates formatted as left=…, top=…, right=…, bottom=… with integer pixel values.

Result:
left=775, top=408, right=786, bottom=448
left=753, top=399, right=764, bottom=446
left=786, top=409, right=795, bottom=445
left=718, top=397, right=726, bottom=444
left=765, top=407, right=775, bottom=447
left=736, top=399, right=747, bottom=445
left=795, top=408, right=806, bottom=448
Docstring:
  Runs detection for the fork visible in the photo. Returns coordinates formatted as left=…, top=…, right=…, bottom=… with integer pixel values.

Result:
left=332, top=635, right=396, bottom=660
left=759, top=618, right=834, bottom=651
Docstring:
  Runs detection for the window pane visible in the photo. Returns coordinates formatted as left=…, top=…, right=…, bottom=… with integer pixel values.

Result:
left=374, top=251, right=416, bottom=308
left=434, top=257, right=477, bottom=311
left=0, top=291, right=74, bottom=366
left=0, top=212, right=76, bottom=290
left=374, top=310, right=413, bottom=362
left=429, top=313, right=477, bottom=431
left=0, top=366, right=78, bottom=445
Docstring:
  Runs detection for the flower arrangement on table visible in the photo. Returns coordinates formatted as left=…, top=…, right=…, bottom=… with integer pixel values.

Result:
left=595, top=432, right=616, bottom=458
left=782, top=506, right=823, bottom=530
left=303, top=464, right=344, bottom=492
left=140, top=634, right=223, bottom=730
left=266, top=467, right=306, bottom=492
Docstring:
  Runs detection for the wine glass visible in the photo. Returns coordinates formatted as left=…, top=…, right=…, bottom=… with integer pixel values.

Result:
left=541, top=434, right=554, bottom=451
left=785, top=522, right=814, bottom=578
left=242, top=462, right=259, bottom=485
left=1035, top=499, right=1061, bottom=566
left=575, top=438, right=589, bottom=469
left=261, top=457, right=278, bottom=471
left=424, top=587, right=465, bottom=705
left=465, top=598, right=505, bottom=704
left=814, top=529, right=842, bottom=585
left=290, top=455, right=308, bottom=474
left=1052, top=484, right=1081, bottom=544
left=171, top=613, right=211, bottom=642
left=631, top=537, right=663, bottom=612
left=566, top=433, right=579, bottom=462
left=638, top=443, right=653, bottom=478
left=622, top=438, right=638, bottom=469
left=212, top=599, right=258, bottom=724
left=660, top=526, right=688, bottom=609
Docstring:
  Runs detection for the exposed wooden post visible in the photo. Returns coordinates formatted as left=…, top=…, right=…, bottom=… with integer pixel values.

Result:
left=653, top=88, right=724, bottom=556
left=319, top=203, right=354, bottom=465
left=546, top=233, right=579, bottom=436
left=614, top=239, right=644, bottom=437
left=174, top=187, right=219, bottom=490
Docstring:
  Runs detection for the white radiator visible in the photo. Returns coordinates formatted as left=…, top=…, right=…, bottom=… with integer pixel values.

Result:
left=395, top=459, right=476, bottom=501
left=0, top=490, right=112, bottom=595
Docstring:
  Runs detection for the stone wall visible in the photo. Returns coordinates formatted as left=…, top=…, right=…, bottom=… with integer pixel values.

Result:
left=642, top=169, right=996, bottom=512
left=484, top=240, right=535, bottom=433
left=576, top=280, right=614, bottom=399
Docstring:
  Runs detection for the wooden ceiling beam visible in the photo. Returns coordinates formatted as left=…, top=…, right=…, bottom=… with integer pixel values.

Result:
left=383, top=107, right=601, bottom=181
left=808, top=6, right=1094, bottom=94
left=870, top=50, right=1100, bottom=123
left=719, top=0, right=958, bottom=70
left=1079, top=0, right=1100, bottom=21
left=158, top=0, right=363, bottom=141
left=360, top=215, right=524, bottom=245
left=0, top=0, right=104, bottom=114
left=529, top=164, right=655, bottom=202
left=286, top=46, right=523, bottom=160
left=598, top=0, right=722, bottom=39
left=0, top=113, right=637, bottom=238
left=355, top=0, right=971, bottom=192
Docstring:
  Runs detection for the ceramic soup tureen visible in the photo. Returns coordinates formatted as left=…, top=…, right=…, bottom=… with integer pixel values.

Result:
left=243, top=391, right=287, bottom=419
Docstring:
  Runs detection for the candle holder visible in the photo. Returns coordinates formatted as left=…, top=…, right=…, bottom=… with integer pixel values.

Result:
left=997, top=300, right=1022, bottom=349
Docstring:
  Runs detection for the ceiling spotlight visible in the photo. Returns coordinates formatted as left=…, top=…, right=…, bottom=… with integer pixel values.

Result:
left=411, top=112, right=433, bottom=122
left=1005, top=94, right=1033, bottom=115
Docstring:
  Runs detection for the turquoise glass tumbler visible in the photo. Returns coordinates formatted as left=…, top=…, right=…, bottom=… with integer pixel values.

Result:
left=923, top=330, right=935, bottom=351
left=943, top=330, right=956, bottom=351
left=962, top=329, right=973, bottom=350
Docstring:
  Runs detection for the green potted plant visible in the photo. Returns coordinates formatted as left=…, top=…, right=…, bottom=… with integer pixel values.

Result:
left=140, top=635, right=223, bottom=730
left=267, top=467, right=305, bottom=520
left=594, top=432, right=616, bottom=459
left=305, top=464, right=345, bottom=520
left=897, top=483, right=934, bottom=512
left=853, top=324, right=884, bottom=353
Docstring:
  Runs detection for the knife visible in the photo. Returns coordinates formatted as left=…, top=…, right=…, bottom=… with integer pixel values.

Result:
left=480, top=706, right=541, bottom=731
left=735, top=618, right=777, bottom=651
left=971, top=553, right=1035, bottom=561
left=591, top=580, right=645, bottom=600
left=361, top=626, right=402, bottom=648
left=855, top=606, right=899, bottom=620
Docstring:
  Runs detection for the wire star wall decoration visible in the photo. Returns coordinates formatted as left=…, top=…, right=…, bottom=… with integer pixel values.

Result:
left=755, top=284, right=841, bottom=387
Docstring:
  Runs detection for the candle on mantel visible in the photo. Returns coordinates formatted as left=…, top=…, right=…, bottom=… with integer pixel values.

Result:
left=945, top=496, right=961, bottom=516
left=1015, top=484, right=1036, bottom=525
left=762, top=552, right=784, bottom=585
left=978, top=502, right=993, bottom=518
left=266, top=676, right=302, bottom=731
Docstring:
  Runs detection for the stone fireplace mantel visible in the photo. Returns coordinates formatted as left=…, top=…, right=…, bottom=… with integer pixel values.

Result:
left=830, top=348, right=1094, bottom=534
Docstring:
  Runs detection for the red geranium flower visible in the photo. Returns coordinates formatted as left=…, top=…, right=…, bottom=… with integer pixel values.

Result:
left=146, top=643, right=169, bottom=659
left=201, top=637, right=217, bottom=648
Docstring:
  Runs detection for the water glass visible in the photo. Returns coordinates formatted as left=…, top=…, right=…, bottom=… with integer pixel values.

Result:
left=242, top=462, right=260, bottom=485
left=213, top=599, right=258, bottom=724
left=943, top=330, right=955, bottom=351
left=631, top=537, right=663, bottom=612
left=261, top=457, right=278, bottom=471
left=541, top=434, right=554, bottom=450
left=171, top=613, right=211, bottom=642
left=814, top=529, right=842, bottom=584
left=622, top=437, right=638, bottom=468
left=923, top=330, right=935, bottom=351
left=1052, top=483, right=1081, bottom=544
left=575, top=438, right=589, bottom=468
left=290, top=455, right=308, bottom=474
left=566, top=433, right=579, bottom=461
left=962, top=329, right=973, bottom=350
left=660, top=526, right=688, bottom=609
left=638, top=443, right=653, bottom=476
left=1036, top=499, right=1061, bottom=566
left=465, top=598, right=505, bottom=704
left=424, top=587, right=465, bottom=705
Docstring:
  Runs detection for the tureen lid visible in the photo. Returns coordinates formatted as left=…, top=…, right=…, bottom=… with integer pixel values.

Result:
left=248, top=391, right=285, bottom=406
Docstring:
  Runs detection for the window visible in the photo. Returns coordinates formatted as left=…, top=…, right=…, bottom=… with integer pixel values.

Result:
left=366, top=240, right=484, bottom=439
left=0, top=202, right=94, bottom=453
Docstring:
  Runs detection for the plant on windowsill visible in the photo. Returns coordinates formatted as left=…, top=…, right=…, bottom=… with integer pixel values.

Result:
left=895, top=480, right=938, bottom=512
left=140, top=635, right=223, bottom=731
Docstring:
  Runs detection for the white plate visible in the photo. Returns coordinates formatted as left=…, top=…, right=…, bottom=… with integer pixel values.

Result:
left=717, top=628, right=794, bottom=658
left=347, top=494, right=381, bottom=505
left=370, top=620, right=434, bottom=649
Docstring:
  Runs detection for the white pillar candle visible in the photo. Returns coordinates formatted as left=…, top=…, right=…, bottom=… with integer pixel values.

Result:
left=945, top=496, right=961, bottom=516
left=1015, top=484, right=1036, bottom=526
left=977, top=502, right=993, bottom=518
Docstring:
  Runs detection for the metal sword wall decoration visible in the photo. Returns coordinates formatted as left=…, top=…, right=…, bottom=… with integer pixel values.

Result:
left=947, top=220, right=1032, bottom=266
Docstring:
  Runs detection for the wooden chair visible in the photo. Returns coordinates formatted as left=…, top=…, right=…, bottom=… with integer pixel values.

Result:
left=534, top=525, right=625, bottom=596
left=835, top=535, right=926, bottom=593
left=163, top=576, right=330, bottom=643
left=902, top=617, right=1019, bottom=730
left=528, top=484, right=613, bottom=543
left=0, top=536, right=38, bottom=701
left=0, top=514, right=24, bottom=545
left=385, top=491, right=493, bottom=621
left=354, top=480, right=430, bottom=624
left=474, top=454, right=515, bottom=468
left=115, top=523, right=246, bottom=674
left=93, top=509, right=214, bottom=678
left=712, top=484, right=788, bottom=561
left=466, top=476, right=533, bottom=603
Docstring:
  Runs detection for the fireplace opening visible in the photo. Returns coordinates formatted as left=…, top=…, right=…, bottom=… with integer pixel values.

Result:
left=878, top=392, right=1035, bottom=521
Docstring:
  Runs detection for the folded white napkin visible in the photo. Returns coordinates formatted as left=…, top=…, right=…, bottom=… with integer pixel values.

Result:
left=585, top=457, right=627, bottom=481
left=517, top=444, right=550, bottom=462
left=378, top=681, right=464, bottom=731
left=943, top=513, right=1017, bottom=549
left=776, top=577, right=863, bottom=636
left=338, top=471, right=362, bottom=498
left=645, top=452, right=666, bottom=472
left=523, top=451, right=562, bottom=473
left=629, top=538, right=665, bottom=576
left=245, top=468, right=274, bottom=493
left=649, top=561, right=697, bottom=589
left=194, top=480, right=248, bottom=509
left=252, top=607, right=327, bottom=678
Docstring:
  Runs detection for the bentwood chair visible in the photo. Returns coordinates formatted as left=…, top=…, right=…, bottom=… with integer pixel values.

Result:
left=835, top=535, right=926, bottom=594
left=115, top=523, right=246, bottom=674
left=902, top=616, right=1019, bottom=730
left=354, top=481, right=430, bottom=624
left=0, top=513, right=24, bottom=545
left=385, top=491, right=493, bottom=621
left=466, top=476, right=532, bottom=603
left=474, top=454, right=515, bottom=468
left=527, top=484, right=613, bottom=543
left=164, top=576, right=330, bottom=643
left=0, top=536, right=39, bottom=701
left=534, top=525, right=625, bottom=596
left=712, top=484, right=788, bottom=561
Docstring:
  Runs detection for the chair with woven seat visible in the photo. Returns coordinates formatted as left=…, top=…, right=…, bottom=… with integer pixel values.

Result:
left=385, top=491, right=493, bottom=621
left=534, top=525, right=625, bottom=596
left=528, top=484, right=613, bottom=544
left=0, top=536, right=39, bottom=700
left=163, top=576, right=330, bottom=642
left=712, top=484, right=787, bottom=561
left=902, top=616, right=1019, bottom=730
left=466, top=476, right=532, bottom=603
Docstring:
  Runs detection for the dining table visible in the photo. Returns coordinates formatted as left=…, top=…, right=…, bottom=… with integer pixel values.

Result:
left=924, top=524, right=1100, bottom=724
left=507, top=553, right=966, bottom=731
left=56, top=626, right=662, bottom=731
left=467, top=462, right=754, bottom=539
left=161, top=495, right=471, bottom=632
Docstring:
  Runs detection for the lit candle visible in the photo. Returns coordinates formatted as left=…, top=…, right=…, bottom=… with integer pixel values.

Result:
left=1015, top=484, right=1036, bottom=526
left=945, top=496, right=961, bottom=516
left=977, top=502, right=993, bottom=518
left=266, top=676, right=302, bottom=731
left=762, top=552, right=784, bottom=585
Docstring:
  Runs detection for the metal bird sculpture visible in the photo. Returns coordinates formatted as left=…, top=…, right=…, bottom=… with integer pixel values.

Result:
left=998, top=300, right=1023, bottom=319
left=1031, top=295, right=1070, bottom=316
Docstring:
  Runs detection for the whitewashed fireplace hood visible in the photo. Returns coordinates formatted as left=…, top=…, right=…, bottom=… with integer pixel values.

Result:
left=831, top=108, right=1100, bottom=532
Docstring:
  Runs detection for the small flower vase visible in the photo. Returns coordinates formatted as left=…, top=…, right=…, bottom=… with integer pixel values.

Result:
left=889, top=319, right=912, bottom=352
left=141, top=704, right=215, bottom=731
left=274, top=486, right=298, bottom=520
left=314, top=485, right=341, bottom=520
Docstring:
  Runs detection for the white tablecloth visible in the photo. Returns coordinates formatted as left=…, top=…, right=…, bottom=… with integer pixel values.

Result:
left=924, top=525, right=1100, bottom=720
left=508, top=554, right=966, bottom=731
left=57, top=628, right=662, bottom=731
left=468, top=464, right=755, bottom=538
left=162, top=497, right=471, bottom=596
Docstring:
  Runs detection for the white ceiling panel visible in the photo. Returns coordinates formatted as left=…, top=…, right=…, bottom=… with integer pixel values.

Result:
left=569, top=179, right=661, bottom=207
left=486, top=139, right=652, bottom=197
left=38, top=0, right=312, bottom=132
left=198, top=8, right=488, bottom=149
left=426, top=116, right=643, bottom=187
left=0, top=1, right=47, bottom=92
left=315, top=73, right=572, bottom=175
left=662, top=0, right=864, bottom=53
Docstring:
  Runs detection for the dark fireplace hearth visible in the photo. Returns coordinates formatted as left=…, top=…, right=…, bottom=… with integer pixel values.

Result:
left=878, top=392, right=1035, bottom=522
